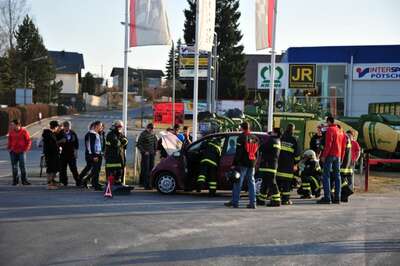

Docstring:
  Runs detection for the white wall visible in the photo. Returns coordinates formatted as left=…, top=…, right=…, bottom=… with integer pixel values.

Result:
left=84, top=93, right=108, bottom=107
left=56, top=73, right=79, bottom=94
left=350, top=80, right=400, bottom=116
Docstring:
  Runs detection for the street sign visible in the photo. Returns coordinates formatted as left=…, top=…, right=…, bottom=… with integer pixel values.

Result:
left=258, top=63, right=288, bottom=89
left=289, top=64, right=316, bottom=88
left=179, top=57, right=209, bottom=68
left=179, top=69, right=208, bottom=78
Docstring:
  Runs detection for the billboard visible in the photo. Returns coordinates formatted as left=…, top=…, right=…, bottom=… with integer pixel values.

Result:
left=153, top=103, right=184, bottom=125
left=288, top=64, right=316, bottom=88
left=179, top=45, right=210, bottom=78
left=257, top=63, right=288, bottom=89
left=15, top=88, right=32, bottom=105
left=179, top=69, right=208, bottom=78
left=353, top=64, right=400, bottom=80
left=182, top=100, right=208, bottom=115
left=216, top=100, right=244, bottom=115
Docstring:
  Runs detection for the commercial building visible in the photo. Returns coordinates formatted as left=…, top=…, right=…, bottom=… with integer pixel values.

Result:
left=282, top=45, right=400, bottom=116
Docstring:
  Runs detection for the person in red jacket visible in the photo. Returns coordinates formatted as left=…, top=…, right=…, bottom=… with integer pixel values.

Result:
left=317, top=116, right=346, bottom=204
left=7, top=119, right=32, bottom=186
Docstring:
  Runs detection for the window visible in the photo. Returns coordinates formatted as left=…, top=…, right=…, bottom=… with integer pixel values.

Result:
left=225, top=136, right=238, bottom=155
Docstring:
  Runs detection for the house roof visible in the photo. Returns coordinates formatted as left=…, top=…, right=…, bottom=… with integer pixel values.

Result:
left=110, top=67, right=164, bottom=78
left=245, top=54, right=283, bottom=90
left=48, top=51, right=85, bottom=74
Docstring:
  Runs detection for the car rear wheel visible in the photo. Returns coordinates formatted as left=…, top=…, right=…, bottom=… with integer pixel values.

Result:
left=156, top=172, right=177, bottom=195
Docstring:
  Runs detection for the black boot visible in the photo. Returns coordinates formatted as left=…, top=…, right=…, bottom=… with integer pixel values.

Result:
left=22, top=180, right=31, bottom=186
left=208, top=190, right=216, bottom=197
left=267, top=200, right=281, bottom=207
left=12, top=177, right=18, bottom=186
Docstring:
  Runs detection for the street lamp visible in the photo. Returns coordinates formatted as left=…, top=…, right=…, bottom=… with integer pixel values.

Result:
left=24, top=56, right=48, bottom=105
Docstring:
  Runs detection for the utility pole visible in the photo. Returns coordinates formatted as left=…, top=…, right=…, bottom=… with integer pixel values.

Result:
left=267, top=0, right=278, bottom=132
left=122, top=0, right=129, bottom=135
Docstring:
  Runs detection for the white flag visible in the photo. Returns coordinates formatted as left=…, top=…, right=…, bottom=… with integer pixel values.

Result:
left=130, top=0, right=171, bottom=47
left=197, top=0, right=216, bottom=52
left=256, top=0, right=275, bottom=50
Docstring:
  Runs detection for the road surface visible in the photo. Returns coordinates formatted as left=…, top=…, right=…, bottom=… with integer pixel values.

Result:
left=0, top=108, right=399, bottom=266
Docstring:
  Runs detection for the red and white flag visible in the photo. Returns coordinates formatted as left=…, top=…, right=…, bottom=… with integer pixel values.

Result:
left=255, top=0, right=275, bottom=50
left=130, top=0, right=171, bottom=47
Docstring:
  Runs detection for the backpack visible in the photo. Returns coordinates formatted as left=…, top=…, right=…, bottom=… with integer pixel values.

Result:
left=244, top=134, right=260, bottom=161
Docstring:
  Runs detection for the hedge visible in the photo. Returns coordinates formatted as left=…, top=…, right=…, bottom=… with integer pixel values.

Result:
left=0, top=104, right=76, bottom=137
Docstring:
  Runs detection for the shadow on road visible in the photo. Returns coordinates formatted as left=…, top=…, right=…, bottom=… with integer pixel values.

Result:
left=49, top=239, right=400, bottom=265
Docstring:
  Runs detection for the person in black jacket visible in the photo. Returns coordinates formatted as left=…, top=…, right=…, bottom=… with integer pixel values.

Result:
left=225, top=122, right=260, bottom=209
left=257, top=128, right=282, bottom=207
left=137, top=123, right=157, bottom=189
left=309, top=125, right=324, bottom=158
left=105, top=120, right=128, bottom=184
left=42, top=121, right=62, bottom=189
left=58, top=121, right=80, bottom=186
left=276, top=123, right=302, bottom=205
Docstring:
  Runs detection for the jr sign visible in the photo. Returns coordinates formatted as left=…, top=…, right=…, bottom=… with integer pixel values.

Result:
left=257, top=63, right=288, bottom=90
left=289, top=64, right=316, bottom=88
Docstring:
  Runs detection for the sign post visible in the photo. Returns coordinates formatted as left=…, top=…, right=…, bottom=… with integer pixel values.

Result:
left=267, top=0, right=278, bottom=132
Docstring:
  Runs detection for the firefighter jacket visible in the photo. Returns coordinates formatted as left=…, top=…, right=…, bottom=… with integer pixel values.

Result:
left=259, top=135, right=281, bottom=174
left=105, top=129, right=128, bottom=169
left=277, top=132, right=301, bottom=179
left=200, top=139, right=222, bottom=168
left=340, top=135, right=353, bottom=177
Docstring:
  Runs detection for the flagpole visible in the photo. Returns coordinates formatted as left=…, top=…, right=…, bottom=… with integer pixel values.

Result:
left=172, top=40, right=176, bottom=127
left=192, top=0, right=200, bottom=141
left=267, top=0, right=278, bottom=132
left=122, top=0, right=129, bottom=135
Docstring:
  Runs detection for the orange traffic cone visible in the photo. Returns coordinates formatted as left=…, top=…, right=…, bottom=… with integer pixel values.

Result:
left=104, top=176, right=114, bottom=198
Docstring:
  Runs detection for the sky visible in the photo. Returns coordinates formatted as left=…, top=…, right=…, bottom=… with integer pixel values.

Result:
left=27, top=0, right=400, bottom=83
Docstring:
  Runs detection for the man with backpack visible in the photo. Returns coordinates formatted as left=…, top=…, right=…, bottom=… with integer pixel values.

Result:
left=225, top=122, right=260, bottom=209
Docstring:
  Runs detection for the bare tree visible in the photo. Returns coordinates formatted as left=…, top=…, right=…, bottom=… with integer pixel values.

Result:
left=0, top=0, right=28, bottom=51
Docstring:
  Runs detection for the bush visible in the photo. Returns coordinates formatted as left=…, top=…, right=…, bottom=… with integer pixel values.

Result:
left=17, top=104, right=52, bottom=125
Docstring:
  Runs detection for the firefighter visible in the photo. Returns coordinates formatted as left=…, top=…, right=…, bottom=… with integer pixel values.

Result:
left=197, top=137, right=222, bottom=196
left=105, top=120, right=129, bottom=185
left=276, top=123, right=302, bottom=205
left=297, top=150, right=322, bottom=199
left=309, top=125, right=324, bottom=158
left=257, top=128, right=282, bottom=207
left=339, top=131, right=354, bottom=202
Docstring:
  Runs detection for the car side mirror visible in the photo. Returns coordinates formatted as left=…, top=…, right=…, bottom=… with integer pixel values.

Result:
left=173, top=151, right=181, bottom=157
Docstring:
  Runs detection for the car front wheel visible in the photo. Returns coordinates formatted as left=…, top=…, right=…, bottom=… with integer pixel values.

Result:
left=156, top=172, right=177, bottom=195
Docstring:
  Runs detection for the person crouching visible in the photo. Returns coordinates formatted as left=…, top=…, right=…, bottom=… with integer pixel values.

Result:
left=297, top=150, right=322, bottom=199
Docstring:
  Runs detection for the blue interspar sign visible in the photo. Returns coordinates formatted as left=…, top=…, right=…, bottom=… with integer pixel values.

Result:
left=353, top=64, right=400, bottom=80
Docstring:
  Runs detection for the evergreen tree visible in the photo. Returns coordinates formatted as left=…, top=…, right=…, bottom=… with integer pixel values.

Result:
left=165, top=39, right=181, bottom=80
left=81, top=72, right=96, bottom=95
left=14, top=15, right=56, bottom=103
left=183, top=0, right=248, bottom=100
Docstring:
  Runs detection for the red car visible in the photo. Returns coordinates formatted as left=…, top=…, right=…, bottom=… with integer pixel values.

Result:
left=150, top=132, right=269, bottom=194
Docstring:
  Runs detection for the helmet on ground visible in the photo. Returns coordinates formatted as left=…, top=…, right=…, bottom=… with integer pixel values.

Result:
left=225, top=169, right=241, bottom=183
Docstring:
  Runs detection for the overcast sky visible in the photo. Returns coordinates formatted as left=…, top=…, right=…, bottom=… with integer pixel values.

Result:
left=28, top=0, right=400, bottom=82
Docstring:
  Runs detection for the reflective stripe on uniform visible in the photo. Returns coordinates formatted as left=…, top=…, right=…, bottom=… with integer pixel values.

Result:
left=277, top=172, right=294, bottom=179
left=209, top=142, right=222, bottom=155
left=257, top=193, right=267, bottom=200
left=340, top=168, right=353, bottom=174
left=259, top=168, right=277, bottom=174
left=301, top=182, right=311, bottom=190
left=295, top=156, right=301, bottom=161
left=105, top=141, right=111, bottom=146
left=281, top=145, right=294, bottom=153
left=201, top=159, right=217, bottom=167
left=106, top=163, right=122, bottom=168
left=310, top=176, right=321, bottom=190
left=209, top=181, right=217, bottom=189
left=281, top=192, right=291, bottom=196
left=197, top=175, right=206, bottom=182
left=341, top=181, right=348, bottom=188
left=271, top=193, right=281, bottom=200
left=273, top=144, right=281, bottom=150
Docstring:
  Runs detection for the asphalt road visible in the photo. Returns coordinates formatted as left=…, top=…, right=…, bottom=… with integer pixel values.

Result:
left=0, top=108, right=399, bottom=265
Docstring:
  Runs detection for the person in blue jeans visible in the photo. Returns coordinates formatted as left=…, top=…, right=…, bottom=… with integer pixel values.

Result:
left=318, top=116, right=346, bottom=204
left=225, top=122, right=260, bottom=209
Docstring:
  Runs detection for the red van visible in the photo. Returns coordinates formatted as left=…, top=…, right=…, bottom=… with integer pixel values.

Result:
left=150, top=132, right=269, bottom=194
